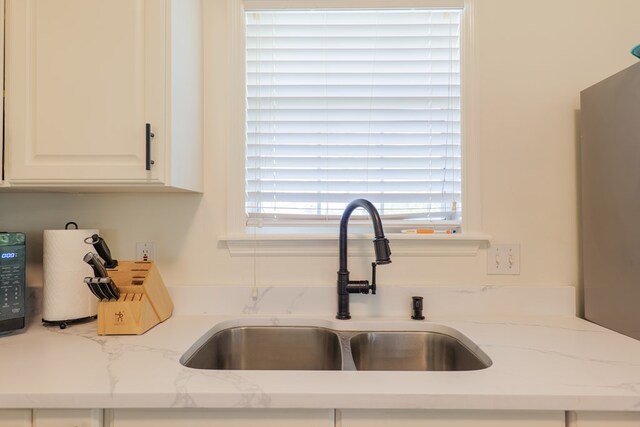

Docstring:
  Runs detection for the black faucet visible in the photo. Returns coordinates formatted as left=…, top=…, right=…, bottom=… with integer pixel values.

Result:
left=337, top=199, right=392, bottom=320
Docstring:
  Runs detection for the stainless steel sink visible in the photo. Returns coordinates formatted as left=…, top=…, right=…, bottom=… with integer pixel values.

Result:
left=349, top=331, right=492, bottom=371
left=180, top=323, right=492, bottom=372
left=181, top=326, right=342, bottom=370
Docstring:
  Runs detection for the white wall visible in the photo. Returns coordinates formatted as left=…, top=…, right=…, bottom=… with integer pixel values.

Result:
left=2, top=0, right=639, bottom=302
left=475, top=0, right=640, bottom=308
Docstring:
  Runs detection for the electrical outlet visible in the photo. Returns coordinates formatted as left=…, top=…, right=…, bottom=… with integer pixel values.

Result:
left=136, top=242, right=155, bottom=262
left=487, top=244, right=520, bottom=275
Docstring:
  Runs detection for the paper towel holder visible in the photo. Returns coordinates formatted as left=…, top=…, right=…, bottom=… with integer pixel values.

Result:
left=42, top=223, right=99, bottom=329
left=42, top=315, right=97, bottom=330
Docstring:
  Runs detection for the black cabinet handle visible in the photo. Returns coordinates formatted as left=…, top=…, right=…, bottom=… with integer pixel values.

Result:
left=146, top=123, right=155, bottom=170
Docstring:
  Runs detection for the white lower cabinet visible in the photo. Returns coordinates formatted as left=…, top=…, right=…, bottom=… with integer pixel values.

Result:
left=0, top=410, right=30, bottom=427
left=336, top=409, right=565, bottom=427
left=3, top=409, right=640, bottom=427
left=106, top=409, right=334, bottom=427
left=32, top=410, right=102, bottom=427
left=566, top=411, right=640, bottom=426
left=0, top=409, right=101, bottom=427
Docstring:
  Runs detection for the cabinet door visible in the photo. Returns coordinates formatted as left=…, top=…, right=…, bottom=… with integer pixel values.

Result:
left=33, top=409, right=103, bottom=427
left=107, top=409, right=334, bottom=427
left=567, top=411, right=640, bottom=426
left=0, top=0, right=4, bottom=186
left=0, top=410, right=31, bottom=427
left=5, top=0, right=165, bottom=184
left=337, top=409, right=565, bottom=427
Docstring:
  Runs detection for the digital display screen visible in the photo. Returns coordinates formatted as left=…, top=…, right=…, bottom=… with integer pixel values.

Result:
left=0, top=245, right=24, bottom=266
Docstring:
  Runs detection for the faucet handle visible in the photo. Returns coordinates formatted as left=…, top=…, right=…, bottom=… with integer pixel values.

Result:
left=346, top=263, right=379, bottom=295
left=347, top=280, right=371, bottom=294
left=370, top=262, right=377, bottom=295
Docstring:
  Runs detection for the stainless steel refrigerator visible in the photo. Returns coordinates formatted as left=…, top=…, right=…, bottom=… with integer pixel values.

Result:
left=581, top=61, right=640, bottom=340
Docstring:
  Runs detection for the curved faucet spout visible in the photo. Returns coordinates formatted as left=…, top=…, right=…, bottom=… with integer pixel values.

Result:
left=339, top=199, right=391, bottom=271
left=337, top=199, right=392, bottom=320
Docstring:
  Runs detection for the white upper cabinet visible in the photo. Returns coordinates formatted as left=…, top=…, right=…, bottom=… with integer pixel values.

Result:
left=4, top=0, right=202, bottom=191
left=0, top=0, right=4, bottom=187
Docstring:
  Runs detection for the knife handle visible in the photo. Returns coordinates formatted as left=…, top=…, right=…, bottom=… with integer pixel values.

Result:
left=90, top=234, right=118, bottom=269
left=146, top=123, right=155, bottom=171
left=84, top=277, right=105, bottom=300
left=99, top=277, right=120, bottom=300
left=83, top=252, right=108, bottom=278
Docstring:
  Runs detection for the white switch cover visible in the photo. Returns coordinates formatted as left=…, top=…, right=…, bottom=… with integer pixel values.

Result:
left=487, top=244, right=520, bottom=275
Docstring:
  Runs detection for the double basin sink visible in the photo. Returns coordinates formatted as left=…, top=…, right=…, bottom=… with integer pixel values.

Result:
left=180, top=321, right=492, bottom=372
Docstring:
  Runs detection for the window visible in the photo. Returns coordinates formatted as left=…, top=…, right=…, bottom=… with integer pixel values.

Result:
left=245, top=7, right=462, bottom=230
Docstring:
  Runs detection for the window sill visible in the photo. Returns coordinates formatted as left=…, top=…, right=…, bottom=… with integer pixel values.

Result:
left=220, top=232, right=491, bottom=257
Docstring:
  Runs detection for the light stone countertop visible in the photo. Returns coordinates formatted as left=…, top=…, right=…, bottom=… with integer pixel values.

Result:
left=1, top=285, right=639, bottom=411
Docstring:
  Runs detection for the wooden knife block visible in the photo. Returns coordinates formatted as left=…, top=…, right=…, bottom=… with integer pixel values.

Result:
left=97, top=261, right=173, bottom=335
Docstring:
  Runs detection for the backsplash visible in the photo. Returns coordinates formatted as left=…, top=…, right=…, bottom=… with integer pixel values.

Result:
left=166, top=285, right=576, bottom=318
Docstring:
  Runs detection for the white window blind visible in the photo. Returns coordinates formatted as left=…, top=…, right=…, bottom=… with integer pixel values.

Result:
left=245, top=9, right=462, bottom=227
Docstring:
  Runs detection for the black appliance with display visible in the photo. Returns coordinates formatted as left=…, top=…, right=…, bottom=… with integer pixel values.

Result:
left=0, top=232, right=26, bottom=334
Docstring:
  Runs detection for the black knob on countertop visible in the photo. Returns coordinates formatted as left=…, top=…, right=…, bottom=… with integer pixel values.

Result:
left=411, top=296, right=425, bottom=320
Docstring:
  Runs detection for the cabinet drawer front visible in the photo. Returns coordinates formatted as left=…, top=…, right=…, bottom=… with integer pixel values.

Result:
left=107, top=409, right=335, bottom=427
left=337, top=409, right=565, bottom=427
left=0, top=409, right=31, bottom=427
left=33, top=409, right=102, bottom=427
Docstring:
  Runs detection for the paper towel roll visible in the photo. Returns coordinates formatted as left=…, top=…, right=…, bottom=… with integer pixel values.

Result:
left=43, top=228, right=99, bottom=322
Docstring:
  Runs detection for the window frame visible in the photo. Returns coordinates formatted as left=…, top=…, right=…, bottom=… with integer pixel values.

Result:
left=219, top=0, right=488, bottom=255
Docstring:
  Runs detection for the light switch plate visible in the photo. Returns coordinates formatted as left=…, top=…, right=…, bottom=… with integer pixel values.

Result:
left=487, top=244, right=520, bottom=275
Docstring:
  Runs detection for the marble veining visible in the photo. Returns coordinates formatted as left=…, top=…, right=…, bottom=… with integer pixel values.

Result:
left=2, top=285, right=640, bottom=411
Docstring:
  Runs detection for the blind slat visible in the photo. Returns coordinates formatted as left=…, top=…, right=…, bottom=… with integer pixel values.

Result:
left=247, top=61, right=460, bottom=73
left=247, top=156, right=460, bottom=169
left=248, top=122, right=460, bottom=133
left=247, top=193, right=461, bottom=204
